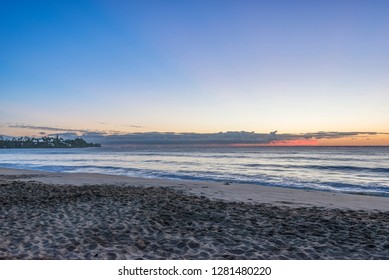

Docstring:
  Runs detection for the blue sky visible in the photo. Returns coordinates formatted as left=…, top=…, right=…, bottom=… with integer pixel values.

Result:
left=1, top=0, right=389, bottom=144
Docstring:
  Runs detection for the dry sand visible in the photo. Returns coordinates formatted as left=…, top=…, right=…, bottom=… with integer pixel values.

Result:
left=1, top=167, right=389, bottom=259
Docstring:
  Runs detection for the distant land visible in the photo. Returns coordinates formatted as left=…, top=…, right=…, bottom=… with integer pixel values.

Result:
left=0, top=136, right=101, bottom=149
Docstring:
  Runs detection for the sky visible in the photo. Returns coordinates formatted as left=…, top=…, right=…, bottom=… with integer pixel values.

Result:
left=1, top=0, right=389, bottom=145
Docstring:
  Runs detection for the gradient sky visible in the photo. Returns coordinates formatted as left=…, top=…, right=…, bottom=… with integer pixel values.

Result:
left=1, top=0, right=389, bottom=145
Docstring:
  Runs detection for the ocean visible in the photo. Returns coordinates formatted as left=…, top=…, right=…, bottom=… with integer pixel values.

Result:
left=1, top=146, right=389, bottom=197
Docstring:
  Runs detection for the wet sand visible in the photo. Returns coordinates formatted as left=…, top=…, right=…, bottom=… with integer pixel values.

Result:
left=1, top=168, right=389, bottom=259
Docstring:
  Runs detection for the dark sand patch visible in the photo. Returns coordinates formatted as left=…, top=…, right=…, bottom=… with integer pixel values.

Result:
left=1, top=175, right=389, bottom=260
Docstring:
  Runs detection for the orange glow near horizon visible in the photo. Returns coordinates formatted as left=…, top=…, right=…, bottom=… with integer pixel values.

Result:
left=268, top=135, right=389, bottom=146
left=228, top=134, right=389, bottom=147
left=268, top=139, right=319, bottom=146
left=315, top=135, right=389, bottom=146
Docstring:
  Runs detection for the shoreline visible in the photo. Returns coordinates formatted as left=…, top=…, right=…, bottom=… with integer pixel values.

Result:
left=1, top=167, right=389, bottom=211
left=1, top=167, right=389, bottom=259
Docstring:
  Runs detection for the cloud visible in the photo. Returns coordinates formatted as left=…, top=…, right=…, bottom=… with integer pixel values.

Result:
left=82, top=131, right=277, bottom=145
left=97, top=122, right=143, bottom=129
left=8, top=123, right=143, bottom=135
left=6, top=123, right=388, bottom=146
left=80, top=131, right=388, bottom=146
left=299, top=131, right=380, bottom=139
left=125, top=125, right=143, bottom=129
left=9, top=124, right=92, bottom=134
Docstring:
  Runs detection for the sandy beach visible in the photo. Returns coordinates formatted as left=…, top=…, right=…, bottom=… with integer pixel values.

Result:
left=1, top=167, right=389, bottom=259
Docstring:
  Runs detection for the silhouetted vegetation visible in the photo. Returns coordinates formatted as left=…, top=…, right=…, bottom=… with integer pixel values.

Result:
left=0, top=136, right=101, bottom=149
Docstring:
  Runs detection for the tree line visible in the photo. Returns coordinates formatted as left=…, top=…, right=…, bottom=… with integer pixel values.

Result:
left=0, top=136, right=101, bottom=149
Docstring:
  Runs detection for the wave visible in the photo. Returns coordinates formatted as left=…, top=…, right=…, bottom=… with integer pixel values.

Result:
left=2, top=146, right=389, bottom=197
left=244, top=163, right=389, bottom=173
left=307, top=165, right=389, bottom=173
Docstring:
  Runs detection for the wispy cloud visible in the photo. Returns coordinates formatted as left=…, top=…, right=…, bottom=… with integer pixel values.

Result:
left=124, top=125, right=144, bottom=129
left=8, top=124, right=92, bottom=134
left=8, top=123, right=143, bottom=135
left=299, top=131, right=381, bottom=139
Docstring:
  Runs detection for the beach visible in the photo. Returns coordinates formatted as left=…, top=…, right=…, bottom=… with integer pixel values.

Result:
left=1, top=167, right=389, bottom=260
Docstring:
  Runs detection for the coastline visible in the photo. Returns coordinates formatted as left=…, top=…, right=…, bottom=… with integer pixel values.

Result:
left=1, top=167, right=389, bottom=211
left=1, top=167, right=389, bottom=259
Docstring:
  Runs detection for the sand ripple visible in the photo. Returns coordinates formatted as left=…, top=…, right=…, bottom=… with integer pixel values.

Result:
left=1, top=175, right=389, bottom=259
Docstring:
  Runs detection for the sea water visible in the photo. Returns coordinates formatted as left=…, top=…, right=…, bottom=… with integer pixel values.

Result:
left=1, top=146, right=389, bottom=197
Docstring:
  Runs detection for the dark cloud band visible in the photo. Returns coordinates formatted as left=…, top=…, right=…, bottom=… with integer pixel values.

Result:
left=6, top=124, right=387, bottom=146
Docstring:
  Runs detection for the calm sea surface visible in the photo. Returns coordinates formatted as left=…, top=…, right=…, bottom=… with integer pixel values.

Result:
left=1, top=146, right=389, bottom=197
